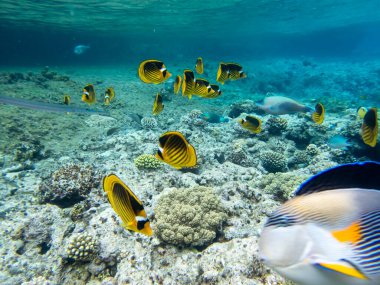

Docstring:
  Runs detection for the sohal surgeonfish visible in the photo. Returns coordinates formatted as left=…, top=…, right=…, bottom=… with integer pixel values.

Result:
left=312, top=102, right=325, bottom=124
left=361, top=108, right=378, bottom=147
left=216, top=62, right=247, bottom=84
left=174, top=75, right=182, bottom=94
left=195, top=57, right=204, bottom=74
left=155, top=131, right=197, bottom=169
left=257, top=96, right=313, bottom=115
left=82, top=84, right=96, bottom=104
left=152, top=93, right=164, bottom=115
left=238, top=115, right=262, bottom=133
left=104, top=87, right=115, bottom=105
left=103, top=174, right=153, bottom=236
left=259, top=161, right=380, bottom=285
left=138, top=59, right=171, bottom=84
left=182, top=69, right=196, bottom=99
left=63, top=95, right=70, bottom=105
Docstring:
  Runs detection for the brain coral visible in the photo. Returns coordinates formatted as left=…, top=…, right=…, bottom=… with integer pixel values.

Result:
left=154, top=186, right=226, bottom=247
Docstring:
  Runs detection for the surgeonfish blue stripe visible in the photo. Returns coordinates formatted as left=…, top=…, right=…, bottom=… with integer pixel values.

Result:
left=296, top=161, right=380, bottom=196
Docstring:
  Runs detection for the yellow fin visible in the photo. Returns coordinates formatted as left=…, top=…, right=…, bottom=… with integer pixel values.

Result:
left=315, top=261, right=368, bottom=280
left=331, top=222, right=362, bottom=244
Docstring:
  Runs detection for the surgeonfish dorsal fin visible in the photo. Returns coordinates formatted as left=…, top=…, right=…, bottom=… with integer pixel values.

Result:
left=295, top=161, right=380, bottom=196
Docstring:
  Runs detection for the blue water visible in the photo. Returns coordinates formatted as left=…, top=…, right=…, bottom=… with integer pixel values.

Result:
left=1, top=1, right=380, bottom=65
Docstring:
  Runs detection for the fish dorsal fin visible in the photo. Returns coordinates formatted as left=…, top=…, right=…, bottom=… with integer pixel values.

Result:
left=296, top=162, right=380, bottom=196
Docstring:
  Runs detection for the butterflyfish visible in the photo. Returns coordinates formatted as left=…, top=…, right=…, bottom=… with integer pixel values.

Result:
left=216, top=62, right=246, bottom=84
left=104, top=87, right=115, bottom=105
left=238, top=115, right=262, bottom=133
left=195, top=57, right=204, bottom=74
left=357, top=107, right=368, bottom=119
left=193, top=78, right=213, bottom=97
left=82, top=84, right=96, bottom=104
left=173, top=75, right=182, bottom=94
left=152, top=93, right=164, bottom=115
left=103, top=174, right=153, bottom=236
left=63, top=95, right=70, bottom=105
left=227, top=63, right=247, bottom=80
left=155, top=131, right=197, bottom=169
left=312, top=102, right=325, bottom=124
left=361, top=108, right=378, bottom=147
left=259, top=161, right=380, bottom=285
left=208, top=84, right=222, bottom=98
left=182, top=69, right=196, bottom=99
left=216, top=63, right=229, bottom=85
left=138, top=59, right=171, bottom=84
left=257, top=96, right=313, bottom=115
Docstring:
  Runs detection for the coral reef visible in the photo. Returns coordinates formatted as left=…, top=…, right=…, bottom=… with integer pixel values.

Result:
left=140, top=117, right=158, bottom=129
left=228, top=100, right=258, bottom=118
left=254, top=172, right=309, bottom=201
left=66, top=232, right=98, bottom=262
left=134, top=154, right=162, bottom=170
left=154, top=186, right=227, bottom=247
left=37, top=163, right=100, bottom=208
left=260, top=151, right=287, bottom=173
left=266, top=116, right=288, bottom=135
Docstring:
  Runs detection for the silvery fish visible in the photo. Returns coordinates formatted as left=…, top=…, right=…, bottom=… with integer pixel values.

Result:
left=328, top=135, right=352, bottom=150
left=257, top=95, right=313, bottom=115
left=74, top=44, right=90, bottom=55
left=259, top=161, right=380, bottom=285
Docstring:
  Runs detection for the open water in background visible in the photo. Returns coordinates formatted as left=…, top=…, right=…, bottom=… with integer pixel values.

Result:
left=0, top=0, right=380, bottom=66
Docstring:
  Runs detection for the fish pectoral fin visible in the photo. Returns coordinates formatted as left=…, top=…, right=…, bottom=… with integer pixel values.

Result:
left=312, top=259, right=368, bottom=280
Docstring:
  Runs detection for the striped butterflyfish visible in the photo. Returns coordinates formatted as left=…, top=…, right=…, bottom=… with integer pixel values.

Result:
left=155, top=131, right=197, bottom=169
left=103, top=174, right=153, bottom=236
left=312, top=102, right=325, bottom=124
left=238, top=115, right=262, bottom=134
left=227, top=63, right=247, bottom=80
left=193, top=78, right=213, bottom=97
left=82, top=84, right=96, bottom=104
left=195, top=57, right=204, bottom=74
left=104, top=87, right=115, bottom=105
left=216, top=62, right=229, bottom=85
left=197, top=84, right=222, bottom=99
left=182, top=69, right=196, bottom=99
left=152, top=93, right=164, bottom=115
left=361, top=107, right=378, bottom=147
left=138, top=59, right=172, bottom=84
left=63, top=95, right=70, bottom=105
left=357, top=107, right=368, bottom=119
left=173, top=75, right=182, bottom=94
left=259, top=161, right=380, bottom=285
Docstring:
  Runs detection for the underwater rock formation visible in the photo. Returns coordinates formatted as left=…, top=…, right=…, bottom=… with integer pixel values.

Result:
left=37, top=163, right=101, bottom=208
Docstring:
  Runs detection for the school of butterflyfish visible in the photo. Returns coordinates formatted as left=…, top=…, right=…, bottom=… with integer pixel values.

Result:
left=2, top=53, right=377, bottom=285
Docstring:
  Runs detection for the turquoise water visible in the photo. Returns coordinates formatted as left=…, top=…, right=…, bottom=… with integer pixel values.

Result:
left=1, top=1, right=380, bottom=285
